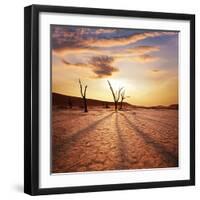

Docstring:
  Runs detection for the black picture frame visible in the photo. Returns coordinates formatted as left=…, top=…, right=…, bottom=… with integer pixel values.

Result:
left=24, top=4, right=195, bottom=196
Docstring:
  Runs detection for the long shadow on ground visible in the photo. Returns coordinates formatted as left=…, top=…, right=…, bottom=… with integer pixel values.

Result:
left=52, top=112, right=115, bottom=157
left=120, top=113, right=178, bottom=167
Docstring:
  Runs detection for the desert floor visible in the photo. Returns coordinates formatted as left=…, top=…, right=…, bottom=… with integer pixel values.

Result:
left=52, top=107, right=178, bottom=173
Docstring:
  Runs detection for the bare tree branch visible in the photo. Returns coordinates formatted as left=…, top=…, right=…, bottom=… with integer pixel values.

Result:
left=79, top=79, right=88, bottom=112
left=117, top=87, right=124, bottom=102
left=84, top=85, right=88, bottom=97
left=79, top=79, right=84, bottom=97
left=107, top=80, right=116, bottom=102
left=107, top=80, right=123, bottom=111
left=121, top=90, right=125, bottom=99
left=120, top=89, right=130, bottom=110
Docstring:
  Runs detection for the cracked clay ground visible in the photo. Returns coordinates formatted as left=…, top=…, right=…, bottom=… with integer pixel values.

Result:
left=52, top=108, right=178, bottom=173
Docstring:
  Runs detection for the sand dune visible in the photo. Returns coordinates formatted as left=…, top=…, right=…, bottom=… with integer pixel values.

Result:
left=52, top=92, right=178, bottom=110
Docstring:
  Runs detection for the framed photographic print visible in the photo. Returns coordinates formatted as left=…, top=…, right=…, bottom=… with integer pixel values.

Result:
left=24, top=4, right=195, bottom=195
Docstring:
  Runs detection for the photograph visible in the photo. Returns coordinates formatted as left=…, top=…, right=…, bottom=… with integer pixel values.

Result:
left=24, top=4, right=195, bottom=195
left=51, top=25, right=179, bottom=174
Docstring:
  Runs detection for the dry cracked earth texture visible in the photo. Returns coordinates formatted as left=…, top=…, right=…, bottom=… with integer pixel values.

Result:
left=52, top=108, right=178, bottom=173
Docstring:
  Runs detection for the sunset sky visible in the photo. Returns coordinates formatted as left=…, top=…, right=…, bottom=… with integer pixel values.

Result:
left=51, top=25, right=178, bottom=106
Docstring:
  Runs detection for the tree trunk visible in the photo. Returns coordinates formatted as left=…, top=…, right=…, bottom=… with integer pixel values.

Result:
left=120, top=100, right=123, bottom=110
left=83, top=97, right=88, bottom=112
left=114, top=101, right=118, bottom=112
left=79, top=79, right=88, bottom=112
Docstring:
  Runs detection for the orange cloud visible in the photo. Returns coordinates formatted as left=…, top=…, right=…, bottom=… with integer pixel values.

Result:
left=126, top=46, right=160, bottom=55
left=89, top=56, right=119, bottom=78
left=52, top=47, right=100, bottom=58
left=62, top=55, right=119, bottom=78
left=94, top=28, right=117, bottom=34
left=86, top=32, right=176, bottom=47
left=62, top=59, right=89, bottom=68
left=112, top=45, right=159, bottom=57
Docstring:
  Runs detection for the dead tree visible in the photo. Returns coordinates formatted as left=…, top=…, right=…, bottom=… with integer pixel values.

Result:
left=79, top=79, right=88, bottom=112
left=119, top=89, right=125, bottom=110
left=107, top=80, right=123, bottom=112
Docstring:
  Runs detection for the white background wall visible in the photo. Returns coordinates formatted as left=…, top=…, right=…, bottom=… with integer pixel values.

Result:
left=0, top=0, right=199, bottom=199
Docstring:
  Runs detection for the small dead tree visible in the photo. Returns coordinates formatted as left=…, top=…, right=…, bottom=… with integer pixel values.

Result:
left=79, top=79, right=88, bottom=112
left=119, top=89, right=125, bottom=110
left=107, top=80, right=123, bottom=112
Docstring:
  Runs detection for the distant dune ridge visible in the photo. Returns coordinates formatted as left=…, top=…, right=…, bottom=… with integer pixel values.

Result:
left=52, top=92, right=130, bottom=109
left=52, top=93, right=178, bottom=110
